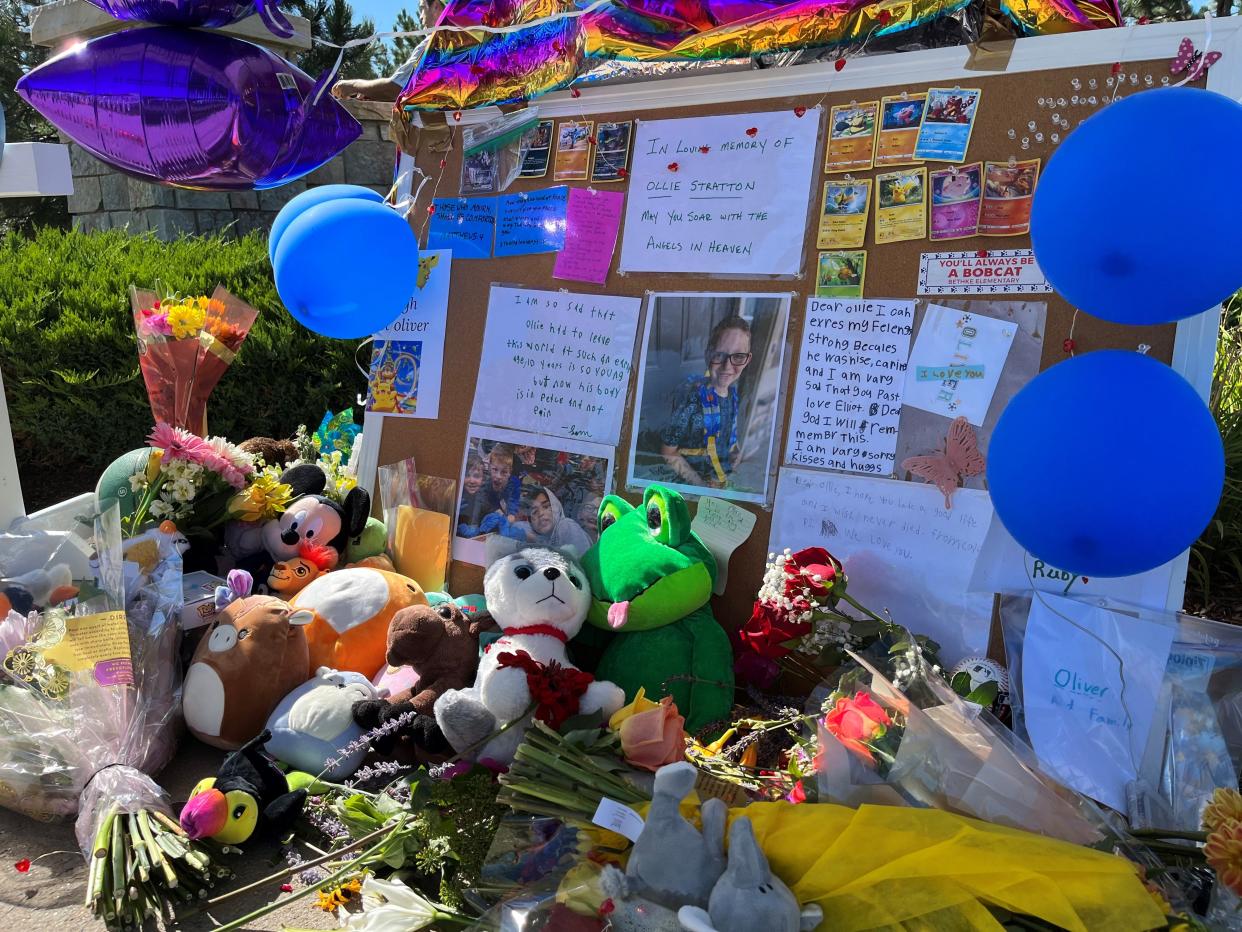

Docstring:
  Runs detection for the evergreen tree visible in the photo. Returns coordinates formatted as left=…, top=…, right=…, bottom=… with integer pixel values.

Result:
left=289, top=0, right=380, bottom=80
left=375, top=9, right=427, bottom=79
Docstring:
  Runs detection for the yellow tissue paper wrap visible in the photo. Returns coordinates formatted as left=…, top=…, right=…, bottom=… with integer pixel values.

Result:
left=738, top=801, right=1165, bottom=932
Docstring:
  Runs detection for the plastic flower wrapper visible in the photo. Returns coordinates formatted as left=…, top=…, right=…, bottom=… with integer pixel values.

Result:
left=815, top=649, right=1105, bottom=846
left=130, top=284, right=257, bottom=436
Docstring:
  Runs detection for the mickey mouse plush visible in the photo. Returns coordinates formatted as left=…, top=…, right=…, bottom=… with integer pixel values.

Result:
left=230, top=464, right=370, bottom=581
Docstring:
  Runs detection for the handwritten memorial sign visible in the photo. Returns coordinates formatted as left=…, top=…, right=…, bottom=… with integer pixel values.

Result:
left=426, top=196, right=496, bottom=258
left=494, top=187, right=569, bottom=257
left=471, top=286, right=642, bottom=444
left=771, top=468, right=994, bottom=660
left=619, top=109, right=820, bottom=276
left=785, top=298, right=914, bottom=476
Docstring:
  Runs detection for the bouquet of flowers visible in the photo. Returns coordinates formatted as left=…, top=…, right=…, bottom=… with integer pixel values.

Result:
left=126, top=424, right=255, bottom=535
left=131, top=284, right=258, bottom=436
left=0, top=506, right=228, bottom=928
left=814, top=653, right=1105, bottom=844
left=736, top=546, right=941, bottom=691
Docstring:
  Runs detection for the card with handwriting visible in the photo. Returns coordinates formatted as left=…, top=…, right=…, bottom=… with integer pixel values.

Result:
left=817, top=179, right=871, bottom=249
left=930, top=162, right=982, bottom=241
left=874, top=167, right=926, bottom=244
left=825, top=101, right=878, bottom=173
left=876, top=93, right=926, bottom=167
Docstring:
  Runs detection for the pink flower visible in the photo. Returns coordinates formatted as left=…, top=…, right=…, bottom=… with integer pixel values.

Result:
left=613, top=693, right=687, bottom=772
left=786, top=780, right=806, bottom=805
left=824, top=691, right=892, bottom=764
left=148, top=423, right=213, bottom=465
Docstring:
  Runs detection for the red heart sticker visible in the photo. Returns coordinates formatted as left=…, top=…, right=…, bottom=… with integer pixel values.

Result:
left=1110, top=62, right=1122, bottom=75
left=700, top=145, right=711, bottom=153
left=618, top=168, right=628, bottom=178
left=588, top=136, right=598, bottom=145
left=878, top=9, right=891, bottom=23
left=452, top=111, right=462, bottom=122
left=834, top=59, right=846, bottom=72
left=794, top=106, right=807, bottom=117
left=427, top=204, right=436, bottom=215
left=1062, top=338, right=1076, bottom=354
left=745, top=127, right=758, bottom=137
left=439, top=159, right=447, bottom=169
left=668, top=162, right=679, bottom=172
left=976, top=249, right=988, bottom=258
left=571, top=87, right=581, bottom=98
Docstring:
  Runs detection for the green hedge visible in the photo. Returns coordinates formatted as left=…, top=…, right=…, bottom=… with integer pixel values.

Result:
left=0, top=227, right=363, bottom=506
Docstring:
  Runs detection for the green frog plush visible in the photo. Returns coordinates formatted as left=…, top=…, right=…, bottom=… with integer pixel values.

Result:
left=580, top=485, right=733, bottom=734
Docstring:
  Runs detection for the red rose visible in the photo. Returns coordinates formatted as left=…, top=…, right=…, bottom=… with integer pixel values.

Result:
left=738, top=602, right=810, bottom=660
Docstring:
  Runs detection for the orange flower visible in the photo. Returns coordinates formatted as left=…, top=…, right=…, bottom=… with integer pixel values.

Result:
left=1204, top=787, right=1242, bottom=834
left=1205, top=819, right=1242, bottom=897
left=824, top=691, right=891, bottom=763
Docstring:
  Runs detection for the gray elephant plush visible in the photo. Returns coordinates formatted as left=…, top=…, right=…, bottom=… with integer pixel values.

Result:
left=677, top=817, right=823, bottom=932
left=626, top=762, right=726, bottom=910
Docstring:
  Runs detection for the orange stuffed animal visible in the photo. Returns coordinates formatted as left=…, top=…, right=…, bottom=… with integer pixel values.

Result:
left=291, top=567, right=427, bottom=675
left=268, top=543, right=336, bottom=597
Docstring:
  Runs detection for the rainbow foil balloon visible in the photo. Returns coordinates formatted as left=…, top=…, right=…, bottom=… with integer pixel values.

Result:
left=398, top=0, right=1122, bottom=111
left=17, top=28, right=361, bottom=190
left=80, top=0, right=294, bottom=37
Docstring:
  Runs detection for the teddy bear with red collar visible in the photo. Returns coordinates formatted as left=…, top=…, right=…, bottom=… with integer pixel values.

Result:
left=434, top=547, right=625, bottom=764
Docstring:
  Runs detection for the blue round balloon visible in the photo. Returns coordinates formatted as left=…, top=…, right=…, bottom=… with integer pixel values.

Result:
left=988, top=350, right=1223, bottom=577
left=1032, top=87, right=1242, bottom=325
left=273, top=199, right=418, bottom=339
left=268, top=184, right=384, bottom=265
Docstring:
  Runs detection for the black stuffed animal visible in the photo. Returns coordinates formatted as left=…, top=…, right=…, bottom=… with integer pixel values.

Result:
left=231, top=464, right=370, bottom=581
left=179, top=730, right=307, bottom=845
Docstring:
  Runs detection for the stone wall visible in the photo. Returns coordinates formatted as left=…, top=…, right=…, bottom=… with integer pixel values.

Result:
left=63, top=100, right=396, bottom=239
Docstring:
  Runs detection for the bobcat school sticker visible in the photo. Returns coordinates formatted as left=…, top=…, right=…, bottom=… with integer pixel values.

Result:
left=918, top=249, right=1051, bottom=295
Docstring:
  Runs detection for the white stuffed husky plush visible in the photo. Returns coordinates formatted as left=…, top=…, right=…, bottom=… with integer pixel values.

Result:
left=434, top=547, right=625, bottom=764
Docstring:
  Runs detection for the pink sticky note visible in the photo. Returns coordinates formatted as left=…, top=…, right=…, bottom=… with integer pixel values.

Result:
left=553, top=187, right=624, bottom=285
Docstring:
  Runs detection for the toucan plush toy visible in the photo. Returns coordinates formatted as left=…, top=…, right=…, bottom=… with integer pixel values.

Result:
left=179, top=730, right=308, bottom=845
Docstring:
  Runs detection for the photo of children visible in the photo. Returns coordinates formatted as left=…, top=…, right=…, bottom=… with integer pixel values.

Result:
left=365, top=340, right=422, bottom=415
left=455, top=427, right=613, bottom=565
left=628, top=293, right=792, bottom=505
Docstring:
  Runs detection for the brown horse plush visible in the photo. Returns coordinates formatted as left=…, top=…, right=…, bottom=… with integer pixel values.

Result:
left=183, top=572, right=312, bottom=750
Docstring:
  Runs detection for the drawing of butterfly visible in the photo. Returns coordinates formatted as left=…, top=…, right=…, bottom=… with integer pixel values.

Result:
left=900, top=416, right=986, bottom=510
left=1171, top=37, right=1221, bottom=83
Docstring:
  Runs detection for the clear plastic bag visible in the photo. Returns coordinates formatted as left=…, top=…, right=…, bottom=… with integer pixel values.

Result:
left=377, top=457, right=456, bottom=592
left=1001, top=593, right=1242, bottom=833
left=815, top=650, right=1105, bottom=844
left=0, top=504, right=184, bottom=858
left=461, top=108, right=542, bottom=195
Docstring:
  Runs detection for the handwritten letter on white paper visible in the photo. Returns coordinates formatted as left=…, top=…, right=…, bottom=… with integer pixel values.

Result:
left=785, top=298, right=914, bottom=475
left=471, top=286, right=642, bottom=445
left=770, top=468, right=994, bottom=662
